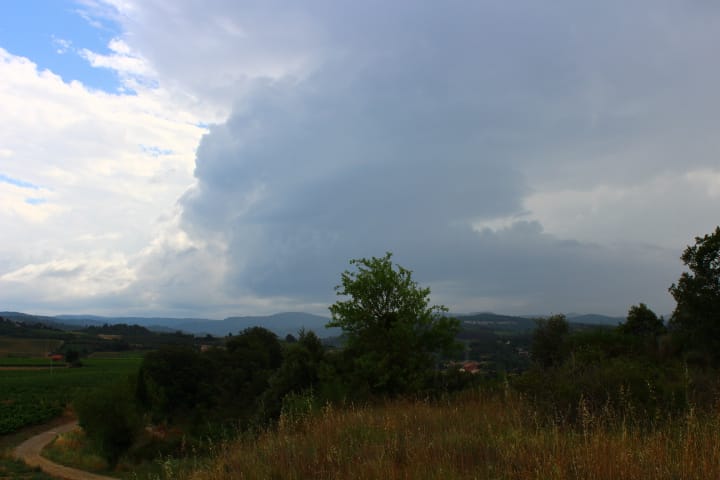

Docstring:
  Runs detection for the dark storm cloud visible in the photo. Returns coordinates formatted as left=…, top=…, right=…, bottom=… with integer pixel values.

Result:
left=116, top=0, right=718, bottom=314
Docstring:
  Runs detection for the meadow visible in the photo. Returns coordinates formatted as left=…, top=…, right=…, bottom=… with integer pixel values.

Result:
left=0, top=356, right=142, bottom=434
left=175, top=389, right=720, bottom=480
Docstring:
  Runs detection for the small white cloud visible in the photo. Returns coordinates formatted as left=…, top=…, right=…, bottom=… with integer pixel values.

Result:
left=51, top=36, right=72, bottom=54
left=472, top=215, right=534, bottom=234
left=79, top=38, right=155, bottom=90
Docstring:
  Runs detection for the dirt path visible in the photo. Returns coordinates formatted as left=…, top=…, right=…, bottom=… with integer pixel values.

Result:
left=12, top=421, right=118, bottom=480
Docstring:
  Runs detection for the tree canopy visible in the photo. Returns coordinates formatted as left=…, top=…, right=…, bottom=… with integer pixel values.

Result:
left=618, top=303, right=665, bottom=338
left=530, top=314, right=569, bottom=368
left=669, top=226, right=720, bottom=355
left=327, top=252, right=460, bottom=395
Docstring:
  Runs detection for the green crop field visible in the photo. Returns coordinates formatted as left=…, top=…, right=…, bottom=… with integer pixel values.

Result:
left=0, top=357, right=142, bottom=434
left=88, top=351, right=147, bottom=359
left=0, top=357, right=58, bottom=367
left=0, top=336, right=64, bottom=357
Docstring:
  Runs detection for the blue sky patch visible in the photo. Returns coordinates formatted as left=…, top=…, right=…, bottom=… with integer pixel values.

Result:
left=0, top=0, right=122, bottom=93
left=0, top=173, right=40, bottom=190
left=140, top=145, right=174, bottom=157
left=25, top=197, right=47, bottom=205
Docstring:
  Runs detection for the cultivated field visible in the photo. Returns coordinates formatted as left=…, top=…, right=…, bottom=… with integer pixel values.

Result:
left=0, top=356, right=142, bottom=435
left=0, top=357, right=59, bottom=367
left=0, top=336, right=63, bottom=358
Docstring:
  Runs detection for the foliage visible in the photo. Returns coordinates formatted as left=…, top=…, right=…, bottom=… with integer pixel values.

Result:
left=41, top=426, right=198, bottom=480
left=530, top=314, right=569, bottom=368
left=225, top=326, right=283, bottom=371
left=214, top=326, right=283, bottom=424
left=669, top=226, right=720, bottom=356
left=327, top=253, right=460, bottom=395
left=522, top=322, right=691, bottom=419
left=74, top=379, right=142, bottom=467
left=136, top=327, right=284, bottom=429
left=566, top=328, right=642, bottom=361
left=0, top=315, right=70, bottom=341
left=618, top=303, right=665, bottom=338
left=514, top=356, right=688, bottom=420
left=261, top=330, right=326, bottom=420
left=64, top=349, right=81, bottom=366
left=41, top=429, right=109, bottom=474
left=137, top=346, right=217, bottom=425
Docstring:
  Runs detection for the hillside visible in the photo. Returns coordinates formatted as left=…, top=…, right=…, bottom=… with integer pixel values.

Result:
left=3, top=310, right=626, bottom=341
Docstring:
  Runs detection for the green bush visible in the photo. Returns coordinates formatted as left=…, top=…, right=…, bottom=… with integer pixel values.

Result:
left=513, top=356, right=688, bottom=424
left=74, top=378, right=142, bottom=467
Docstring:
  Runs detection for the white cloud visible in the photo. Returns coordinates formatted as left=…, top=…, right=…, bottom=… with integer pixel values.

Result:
left=1, top=256, right=135, bottom=298
left=522, top=171, right=720, bottom=250
left=51, top=36, right=72, bottom=54
left=686, top=170, right=720, bottom=199
left=79, top=38, right=155, bottom=87
left=0, top=181, right=62, bottom=224
left=0, top=47, right=206, bottom=310
left=84, top=0, right=323, bottom=121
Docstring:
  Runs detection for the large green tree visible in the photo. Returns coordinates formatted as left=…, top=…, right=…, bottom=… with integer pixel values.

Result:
left=669, top=226, right=720, bottom=355
left=327, top=253, right=460, bottom=396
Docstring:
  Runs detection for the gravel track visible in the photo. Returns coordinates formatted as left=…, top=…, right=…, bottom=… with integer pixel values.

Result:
left=13, top=421, right=118, bottom=480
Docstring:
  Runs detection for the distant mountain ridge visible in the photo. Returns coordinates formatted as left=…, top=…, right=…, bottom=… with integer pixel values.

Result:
left=565, top=313, right=625, bottom=326
left=173, top=312, right=338, bottom=337
left=457, top=311, right=624, bottom=324
left=1, top=310, right=629, bottom=338
left=2, top=311, right=337, bottom=338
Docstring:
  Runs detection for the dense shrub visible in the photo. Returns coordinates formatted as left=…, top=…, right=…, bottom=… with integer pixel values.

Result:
left=75, top=379, right=142, bottom=467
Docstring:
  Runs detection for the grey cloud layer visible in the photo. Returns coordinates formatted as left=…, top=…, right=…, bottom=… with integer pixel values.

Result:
left=78, top=0, right=720, bottom=315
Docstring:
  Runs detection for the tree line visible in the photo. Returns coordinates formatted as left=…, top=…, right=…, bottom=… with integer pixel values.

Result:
left=517, top=226, right=720, bottom=420
left=76, top=226, right=720, bottom=466
left=75, top=252, right=461, bottom=465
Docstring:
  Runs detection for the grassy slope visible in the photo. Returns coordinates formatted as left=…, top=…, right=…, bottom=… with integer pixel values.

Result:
left=179, top=390, right=720, bottom=480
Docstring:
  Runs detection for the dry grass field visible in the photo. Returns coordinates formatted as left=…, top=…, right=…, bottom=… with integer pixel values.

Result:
left=177, top=390, right=720, bottom=480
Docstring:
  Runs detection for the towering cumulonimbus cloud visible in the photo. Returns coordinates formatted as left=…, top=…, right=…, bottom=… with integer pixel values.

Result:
left=157, top=0, right=715, bottom=313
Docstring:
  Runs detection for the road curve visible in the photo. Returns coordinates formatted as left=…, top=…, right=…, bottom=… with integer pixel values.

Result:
left=13, top=421, right=118, bottom=480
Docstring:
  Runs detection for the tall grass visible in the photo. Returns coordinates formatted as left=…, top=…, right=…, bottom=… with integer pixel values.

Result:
left=178, top=389, right=720, bottom=480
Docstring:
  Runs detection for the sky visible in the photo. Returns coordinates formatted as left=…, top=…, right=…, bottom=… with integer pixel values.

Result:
left=1, top=1, right=719, bottom=319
